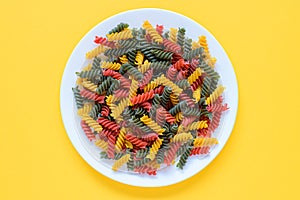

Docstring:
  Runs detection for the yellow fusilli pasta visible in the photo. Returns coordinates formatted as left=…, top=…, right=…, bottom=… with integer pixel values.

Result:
left=94, top=139, right=108, bottom=151
left=193, top=137, right=218, bottom=147
left=205, top=85, right=225, bottom=105
left=112, top=154, right=131, bottom=171
left=171, top=132, right=193, bottom=143
left=138, top=60, right=151, bottom=73
left=140, top=115, right=165, bottom=135
left=107, top=29, right=133, bottom=41
left=143, top=79, right=160, bottom=92
left=198, top=36, right=209, bottom=53
left=146, top=138, right=163, bottom=160
left=119, top=55, right=128, bottom=64
left=169, top=28, right=178, bottom=43
left=142, top=20, right=163, bottom=43
left=110, top=97, right=129, bottom=120
left=115, top=127, right=126, bottom=152
left=187, top=68, right=202, bottom=84
left=77, top=103, right=93, bottom=117
left=82, top=80, right=97, bottom=92
left=128, top=79, right=138, bottom=99
left=100, top=61, right=121, bottom=70
left=157, top=75, right=183, bottom=95
left=86, top=45, right=106, bottom=59
left=125, top=140, right=133, bottom=149
left=175, top=112, right=183, bottom=122
left=106, top=95, right=115, bottom=109
left=184, top=120, right=208, bottom=131
left=81, top=115, right=103, bottom=133
left=170, top=93, right=179, bottom=105
left=193, top=87, right=201, bottom=103
left=135, top=51, right=144, bottom=66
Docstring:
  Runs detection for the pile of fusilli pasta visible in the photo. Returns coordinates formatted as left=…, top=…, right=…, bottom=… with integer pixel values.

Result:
left=73, top=21, right=228, bottom=175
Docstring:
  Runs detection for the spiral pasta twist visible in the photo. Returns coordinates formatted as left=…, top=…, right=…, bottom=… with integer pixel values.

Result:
left=82, top=80, right=97, bottom=92
left=101, top=61, right=121, bottom=70
left=138, top=68, right=153, bottom=89
left=86, top=45, right=106, bottom=59
left=103, top=69, right=122, bottom=80
left=205, top=85, right=225, bottom=105
left=150, top=61, right=170, bottom=71
left=193, top=137, right=218, bottom=147
left=170, top=92, right=179, bottom=105
left=72, top=87, right=84, bottom=109
left=96, top=77, right=113, bottom=94
left=161, top=87, right=172, bottom=108
left=125, top=140, right=133, bottom=149
left=206, top=103, right=229, bottom=112
left=185, top=47, right=203, bottom=60
left=177, top=28, right=186, bottom=49
left=128, top=79, right=138, bottom=99
left=146, top=138, right=163, bottom=160
left=108, top=23, right=129, bottom=34
left=172, top=132, right=193, bottom=143
left=169, top=28, right=178, bottom=43
left=143, top=79, right=160, bottom=92
left=140, top=115, right=165, bottom=135
left=77, top=103, right=93, bottom=117
left=157, top=75, right=183, bottom=95
left=152, top=50, right=173, bottom=60
left=97, top=117, right=120, bottom=134
left=107, top=29, right=133, bottom=41
left=184, top=120, right=208, bottom=131
left=94, top=139, right=108, bottom=151
left=199, top=63, right=220, bottom=80
left=138, top=60, right=151, bottom=73
left=190, top=146, right=210, bottom=155
left=130, top=90, right=154, bottom=105
left=163, top=38, right=181, bottom=53
left=198, top=35, right=209, bottom=53
left=125, top=134, right=148, bottom=149
left=187, top=68, right=202, bottom=84
left=207, top=112, right=222, bottom=135
left=193, top=87, right=201, bottom=103
left=119, top=54, right=128, bottom=64
left=80, top=120, right=96, bottom=141
left=135, top=51, right=144, bottom=66
left=76, top=69, right=102, bottom=79
left=175, top=80, right=190, bottom=89
left=110, top=97, right=129, bottom=120
left=135, top=149, right=149, bottom=159
left=134, top=166, right=157, bottom=175
left=162, top=143, right=177, bottom=164
left=112, top=154, right=131, bottom=171
left=141, top=133, right=159, bottom=142
left=80, top=89, right=105, bottom=103
left=183, top=38, right=192, bottom=59
left=142, top=20, right=163, bottom=43
left=166, top=66, right=177, bottom=81
left=176, top=144, right=192, bottom=169
left=81, top=115, right=103, bottom=133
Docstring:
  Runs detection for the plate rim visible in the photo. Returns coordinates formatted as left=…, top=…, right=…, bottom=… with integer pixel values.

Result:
left=60, top=8, right=239, bottom=187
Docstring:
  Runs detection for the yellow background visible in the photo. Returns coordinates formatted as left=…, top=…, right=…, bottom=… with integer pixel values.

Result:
left=0, top=0, right=299, bottom=199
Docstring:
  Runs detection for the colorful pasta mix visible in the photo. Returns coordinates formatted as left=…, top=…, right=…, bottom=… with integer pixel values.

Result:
left=72, top=21, right=229, bottom=175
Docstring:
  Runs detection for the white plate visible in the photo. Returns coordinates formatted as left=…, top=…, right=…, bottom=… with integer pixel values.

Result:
left=60, top=8, right=238, bottom=187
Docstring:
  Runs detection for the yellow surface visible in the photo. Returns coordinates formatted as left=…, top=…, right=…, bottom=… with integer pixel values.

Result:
left=0, top=0, right=299, bottom=199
